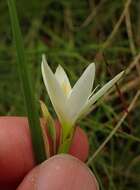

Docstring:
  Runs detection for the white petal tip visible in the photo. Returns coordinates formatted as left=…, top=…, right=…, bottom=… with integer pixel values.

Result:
left=56, top=64, right=63, bottom=72
left=41, top=55, right=50, bottom=80
left=115, top=70, right=125, bottom=81
left=89, top=62, right=96, bottom=77
left=119, top=70, right=125, bottom=75
left=89, top=62, right=95, bottom=70
left=90, top=62, right=95, bottom=66
left=42, top=54, right=47, bottom=62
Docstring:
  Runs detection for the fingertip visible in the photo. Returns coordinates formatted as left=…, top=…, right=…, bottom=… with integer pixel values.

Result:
left=69, top=127, right=89, bottom=161
left=17, top=154, right=99, bottom=190
left=0, top=117, right=35, bottom=184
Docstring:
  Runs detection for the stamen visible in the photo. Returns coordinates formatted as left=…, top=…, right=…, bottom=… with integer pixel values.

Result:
left=62, top=81, right=71, bottom=96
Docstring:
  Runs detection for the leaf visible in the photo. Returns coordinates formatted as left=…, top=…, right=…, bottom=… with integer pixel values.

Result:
left=58, top=138, right=72, bottom=153
left=40, top=100, right=56, bottom=153
left=40, top=122, right=51, bottom=158
left=58, top=127, right=74, bottom=153
left=7, top=0, right=46, bottom=163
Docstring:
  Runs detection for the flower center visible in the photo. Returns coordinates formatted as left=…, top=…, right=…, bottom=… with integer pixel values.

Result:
left=62, top=81, right=71, bottom=96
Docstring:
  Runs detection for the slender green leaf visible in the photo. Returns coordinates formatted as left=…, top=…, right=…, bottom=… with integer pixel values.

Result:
left=40, top=100, right=56, bottom=154
left=58, top=138, right=72, bottom=153
left=7, top=0, right=46, bottom=163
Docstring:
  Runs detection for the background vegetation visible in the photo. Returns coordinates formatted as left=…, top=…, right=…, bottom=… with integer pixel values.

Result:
left=0, top=0, right=140, bottom=189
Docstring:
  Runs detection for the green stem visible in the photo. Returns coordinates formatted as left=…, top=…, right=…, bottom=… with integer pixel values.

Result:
left=58, top=124, right=75, bottom=153
left=7, top=0, right=46, bottom=163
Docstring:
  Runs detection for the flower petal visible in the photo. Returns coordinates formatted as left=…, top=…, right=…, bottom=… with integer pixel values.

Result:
left=55, top=65, right=71, bottom=96
left=67, top=63, right=95, bottom=119
left=77, top=70, right=124, bottom=119
left=41, top=55, right=70, bottom=125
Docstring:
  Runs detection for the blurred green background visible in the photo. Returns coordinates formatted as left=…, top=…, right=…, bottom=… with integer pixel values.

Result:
left=0, top=0, right=140, bottom=189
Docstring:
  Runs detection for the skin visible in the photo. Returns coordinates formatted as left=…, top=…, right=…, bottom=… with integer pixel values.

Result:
left=0, top=117, right=35, bottom=188
left=17, top=154, right=99, bottom=190
left=0, top=117, right=90, bottom=189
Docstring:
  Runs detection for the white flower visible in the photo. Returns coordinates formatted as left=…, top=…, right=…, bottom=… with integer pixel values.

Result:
left=41, top=55, right=124, bottom=138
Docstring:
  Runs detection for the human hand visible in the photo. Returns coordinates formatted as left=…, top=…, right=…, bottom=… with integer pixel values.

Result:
left=0, top=117, right=98, bottom=190
left=17, top=154, right=99, bottom=190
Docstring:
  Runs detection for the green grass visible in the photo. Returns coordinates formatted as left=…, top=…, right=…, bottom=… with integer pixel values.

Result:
left=0, top=0, right=140, bottom=189
left=7, top=0, right=46, bottom=163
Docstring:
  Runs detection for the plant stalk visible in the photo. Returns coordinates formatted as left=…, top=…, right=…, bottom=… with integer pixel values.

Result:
left=7, top=0, right=46, bottom=164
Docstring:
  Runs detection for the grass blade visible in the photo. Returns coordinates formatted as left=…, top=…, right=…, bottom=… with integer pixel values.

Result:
left=7, top=0, right=46, bottom=163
